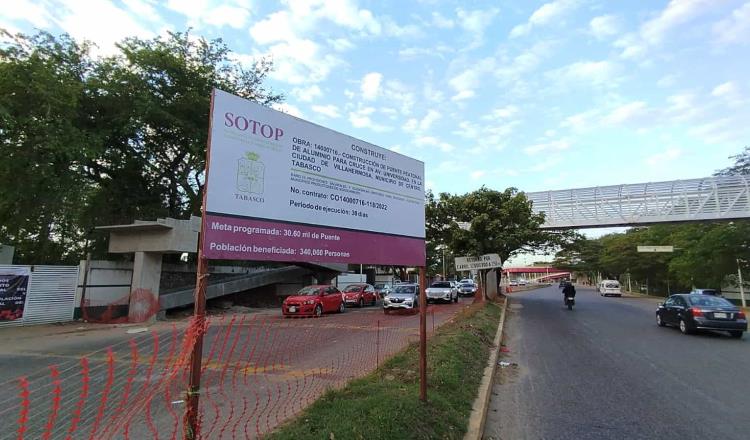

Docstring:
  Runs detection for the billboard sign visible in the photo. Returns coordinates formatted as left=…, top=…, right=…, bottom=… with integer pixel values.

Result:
left=203, top=89, right=425, bottom=266
left=0, top=267, right=30, bottom=321
left=455, top=254, right=503, bottom=271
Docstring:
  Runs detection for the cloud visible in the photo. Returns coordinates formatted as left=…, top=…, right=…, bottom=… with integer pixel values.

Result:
left=249, top=1, right=394, bottom=85
left=484, top=105, right=519, bottom=120
left=328, top=37, right=355, bottom=51
left=311, top=104, right=341, bottom=118
left=456, top=7, right=499, bottom=45
left=603, top=101, right=650, bottom=125
left=361, top=72, right=383, bottom=100
left=495, top=40, right=556, bottom=83
left=713, top=2, right=750, bottom=46
left=292, top=85, right=323, bottom=102
left=712, top=81, right=743, bottom=107
left=431, top=12, right=454, bottom=29
left=349, top=106, right=391, bottom=132
left=523, top=139, right=570, bottom=155
left=262, top=38, right=344, bottom=85
left=548, top=60, right=619, bottom=87
left=589, top=15, right=621, bottom=39
left=2, top=0, right=53, bottom=28
left=510, top=0, right=579, bottom=38
left=54, top=0, right=157, bottom=55
left=448, top=57, right=495, bottom=101
left=645, top=148, right=682, bottom=166
left=272, top=102, right=304, bottom=118
left=413, top=136, right=455, bottom=152
left=167, top=0, right=251, bottom=29
left=641, top=0, right=713, bottom=44
left=423, top=110, right=443, bottom=131
left=616, top=0, right=713, bottom=59
left=470, top=170, right=486, bottom=180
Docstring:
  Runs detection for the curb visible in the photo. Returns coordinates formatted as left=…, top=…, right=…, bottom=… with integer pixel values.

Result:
left=464, top=297, right=509, bottom=440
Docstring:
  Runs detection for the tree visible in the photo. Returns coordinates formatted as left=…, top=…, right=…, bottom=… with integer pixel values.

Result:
left=0, top=30, right=282, bottom=264
left=427, top=186, right=570, bottom=296
left=715, top=146, right=750, bottom=176
left=0, top=31, right=95, bottom=263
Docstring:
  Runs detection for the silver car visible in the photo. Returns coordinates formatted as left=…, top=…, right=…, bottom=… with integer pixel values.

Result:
left=383, top=284, right=420, bottom=314
left=426, top=281, right=458, bottom=303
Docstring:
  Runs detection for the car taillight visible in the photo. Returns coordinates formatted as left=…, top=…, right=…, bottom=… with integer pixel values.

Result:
left=690, top=307, right=704, bottom=317
left=737, top=311, right=746, bottom=319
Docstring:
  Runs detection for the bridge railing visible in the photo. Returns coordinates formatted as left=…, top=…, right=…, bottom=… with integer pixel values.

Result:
left=527, top=175, right=750, bottom=228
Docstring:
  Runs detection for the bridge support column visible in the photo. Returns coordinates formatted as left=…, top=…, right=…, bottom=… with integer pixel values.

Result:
left=129, top=251, right=163, bottom=323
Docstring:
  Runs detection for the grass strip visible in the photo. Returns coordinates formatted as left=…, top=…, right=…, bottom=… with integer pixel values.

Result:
left=267, top=301, right=503, bottom=440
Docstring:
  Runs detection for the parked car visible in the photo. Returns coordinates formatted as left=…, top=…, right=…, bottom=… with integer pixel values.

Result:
left=691, top=288, right=720, bottom=296
left=282, top=285, right=345, bottom=317
left=458, top=281, right=478, bottom=296
left=342, top=283, right=377, bottom=307
left=509, top=280, right=519, bottom=287
left=374, top=283, right=392, bottom=298
left=426, top=281, right=458, bottom=303
left=383, top=284, right=420, bottom=314
left=655, top=294, right=747, bottom=338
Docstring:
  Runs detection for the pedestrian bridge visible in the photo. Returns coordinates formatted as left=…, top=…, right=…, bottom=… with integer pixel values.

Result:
left=527, top=175, right=750, bottom=229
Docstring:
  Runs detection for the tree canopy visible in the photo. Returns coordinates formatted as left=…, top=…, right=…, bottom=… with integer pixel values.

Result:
left=0, top=29, right=281, bottom=264
left=426, top=187, right=570, bottom=276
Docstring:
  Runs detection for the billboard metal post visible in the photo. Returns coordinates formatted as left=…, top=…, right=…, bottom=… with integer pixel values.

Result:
left=184, top=91, right=216, bottom=440
left=419, top=266, right=427, bottom=402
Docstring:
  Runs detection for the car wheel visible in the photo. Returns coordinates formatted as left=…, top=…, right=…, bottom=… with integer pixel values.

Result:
left=339, top=301, right=345, bottom=313
left=656, top=313, right=666, bottom=327
left=358, top=298, right=364, bottom=308
left=453, top=294, right=458, bottom=303
left=679, top=318, right=693, bottom=335
left=314, top=305, right=322, bottom=318
left=371, top=298, right=377, bottom=306
left=730, top=331, right=744, bottom=339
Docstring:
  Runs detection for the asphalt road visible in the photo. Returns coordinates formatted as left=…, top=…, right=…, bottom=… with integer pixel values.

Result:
left=484, top=285, right=750, bottom=440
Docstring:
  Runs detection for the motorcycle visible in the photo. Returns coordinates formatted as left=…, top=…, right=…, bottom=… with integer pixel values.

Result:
left=565, top=296, right=575, bottom=310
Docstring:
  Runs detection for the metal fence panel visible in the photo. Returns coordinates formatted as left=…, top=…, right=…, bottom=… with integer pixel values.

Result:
left=0, top=265, right=78, bottom=327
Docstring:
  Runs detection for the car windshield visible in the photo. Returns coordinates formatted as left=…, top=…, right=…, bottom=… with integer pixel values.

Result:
left=393, top=285, right=416, bottom=294
left=343, top=285, right=363, bottom=293
left=430, top=282, right=452, bottom=288
left=374, top=284, right=387, bottom=289
left=605, top=283, right=619, bottom=288
left=687, top=295, right=733, bottom=307
left=296, top=286, right=322, bottom=296
left=461, top=283, right=473, bottom=287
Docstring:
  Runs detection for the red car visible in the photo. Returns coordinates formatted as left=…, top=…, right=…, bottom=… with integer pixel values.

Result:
left=342, top=283, right=378, bottom=307
left=282, top=285, right=345, bottom=317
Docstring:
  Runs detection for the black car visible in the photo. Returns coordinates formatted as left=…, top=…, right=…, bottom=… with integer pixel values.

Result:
left=656, top=294, right=747, bottom=338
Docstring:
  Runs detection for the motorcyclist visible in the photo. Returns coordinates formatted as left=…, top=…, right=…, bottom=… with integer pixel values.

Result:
left=562, top=282, right=576, bottom=304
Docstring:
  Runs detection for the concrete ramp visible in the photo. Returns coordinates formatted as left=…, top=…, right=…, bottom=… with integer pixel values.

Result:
left=159, top=263, right=345, bottom=310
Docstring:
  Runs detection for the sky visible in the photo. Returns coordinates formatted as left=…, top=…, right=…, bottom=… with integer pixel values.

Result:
left=3, top=0, right=750, bottom=264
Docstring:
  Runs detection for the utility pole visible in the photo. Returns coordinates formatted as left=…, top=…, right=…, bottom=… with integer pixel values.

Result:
left=738, top=259, right=747, bottom=308
left=419, top=267, right=427, bottom=401
left=442, top=247, right=446, bottom=280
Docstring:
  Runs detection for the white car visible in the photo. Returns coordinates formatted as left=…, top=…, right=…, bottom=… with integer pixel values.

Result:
left=426, top=281, right=458, bottom=303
